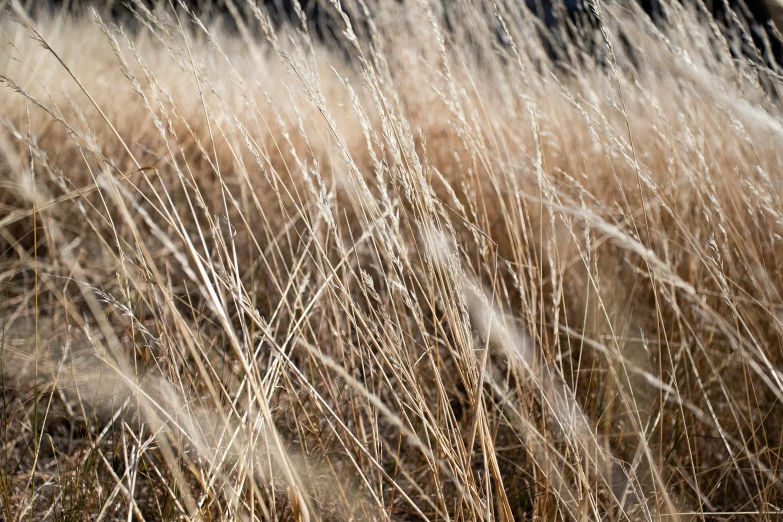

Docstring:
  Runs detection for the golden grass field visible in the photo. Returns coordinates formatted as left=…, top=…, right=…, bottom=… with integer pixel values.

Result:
left=2, top=0, right=783, bottom=520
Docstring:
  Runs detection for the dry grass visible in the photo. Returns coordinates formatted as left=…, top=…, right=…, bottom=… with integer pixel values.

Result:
left=2, top=0, right=783, bottom=520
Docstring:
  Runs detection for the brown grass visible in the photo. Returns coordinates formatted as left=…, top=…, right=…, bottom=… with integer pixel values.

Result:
left=2, top=0, right=783, bottom=520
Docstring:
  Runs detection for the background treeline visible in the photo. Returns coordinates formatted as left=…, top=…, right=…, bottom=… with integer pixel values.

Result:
left=28, top=0, right=783, bottom=70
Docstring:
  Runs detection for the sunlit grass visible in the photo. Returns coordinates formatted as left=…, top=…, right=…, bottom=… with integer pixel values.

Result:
left=1, top=0, right=783, bottom=520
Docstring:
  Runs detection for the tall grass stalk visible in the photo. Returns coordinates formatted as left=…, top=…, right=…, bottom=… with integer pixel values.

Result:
left=2, top=0, right=783, bottom=519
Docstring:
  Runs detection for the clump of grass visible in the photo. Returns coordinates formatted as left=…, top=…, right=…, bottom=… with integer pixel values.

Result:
left=2, top=0, right=783, bottom=520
